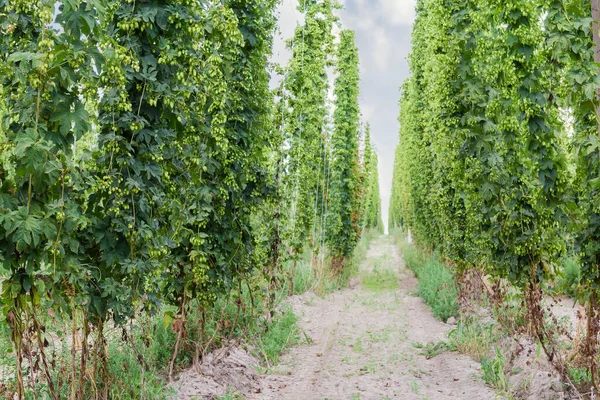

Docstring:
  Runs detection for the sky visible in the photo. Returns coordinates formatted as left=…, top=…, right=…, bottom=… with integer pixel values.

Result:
left=272, top=0, right=416, bottom=231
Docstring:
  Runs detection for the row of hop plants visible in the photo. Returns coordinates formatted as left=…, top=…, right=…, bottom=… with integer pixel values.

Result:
left=389, top=0, right=600, bottom=389
left=0, top=0, right=280, bottom=397
left=270, top=0, right=381, bottom=285
left=0, top=0, right=383, bottom=398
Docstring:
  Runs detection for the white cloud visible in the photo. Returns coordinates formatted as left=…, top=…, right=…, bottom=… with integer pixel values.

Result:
left=272, top=0, right=303, bottom=68
left=380, top=0, right=416, bottom=26
left=371, top=26, right=392, bottom=71
left=361, top=104, right=376, bottom=123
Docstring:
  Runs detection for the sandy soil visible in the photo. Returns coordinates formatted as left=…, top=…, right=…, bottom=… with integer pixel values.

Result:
left=258, top=236, right=496, bottom=400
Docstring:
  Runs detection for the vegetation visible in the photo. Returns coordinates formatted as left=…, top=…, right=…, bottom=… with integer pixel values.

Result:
left=327, top=29, right=362, bottom=271
left=361, top=124, right=384, bottom=234
left=389, top=0, right=600, bottom=387
left=0, top=0, right=383, bottom=398
left=396, top=234, right=458, bottom=322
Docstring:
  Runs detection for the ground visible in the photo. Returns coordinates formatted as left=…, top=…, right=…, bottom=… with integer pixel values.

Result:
left=258, top=235, right=495, bottom=400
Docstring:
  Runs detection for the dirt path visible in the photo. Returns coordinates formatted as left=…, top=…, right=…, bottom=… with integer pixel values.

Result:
left=258, top=235, right=495, bottom=400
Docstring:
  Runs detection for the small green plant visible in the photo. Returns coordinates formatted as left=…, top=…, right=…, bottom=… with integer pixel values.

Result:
left=399, top=241, right=458, bottom=321
left=254, top=307, right=300, bottom=366
left=353, top=337, right=364, bottom=353
left=555, top=256, right=582, bottom=298
left=481, top=347, right=509, bottom=393
left=417, top=341, right=452, bottom=359
left=361, top=260, right=399, bottom=291
left=359, top=362, right=377, bottom=374
left=448, top=317, right=499, bottom=362
left=567, top=366, right=591, bottom=386
left=285, top=256, right=317, bottom=296
left=410, top=379, right=420, bottom=394
left=217, top=391, right=244, bottom=400
left=400, top=241, right=427, bottom=279
left=366, top=326, right=392, bottom=343
left=418, top=256, right=459, bottom=321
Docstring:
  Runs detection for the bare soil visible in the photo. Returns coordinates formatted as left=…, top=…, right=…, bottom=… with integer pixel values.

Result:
left=258, top=236, right=495, bottom=400
left=173, top=347, right=262, bottom=399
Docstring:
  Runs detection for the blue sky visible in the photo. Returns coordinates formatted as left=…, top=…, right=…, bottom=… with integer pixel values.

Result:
left=273, top=0, right=415, bottom=229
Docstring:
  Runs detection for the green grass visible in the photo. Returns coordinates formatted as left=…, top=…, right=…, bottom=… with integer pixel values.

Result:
left=417, top=257, right=459, bottom=321
left=411, top=317, right=500, bottom=364
left=481, top=347, right=510, bottom=394
left=567, top=366, right=591, bottom=386
left=284, top=229, right=378, bottom=296
left=448, top=317, right=500, bottom=362
left=554, top=256, right=582, bottom=298
left=289, top=258, right=317, bottom=295
left=413, top=340, right=452, bottom=359
left=254, top=306, right=300, bottom=366
left=397, top=236, right=458, bottom=322
left=361, top=258, right=399, bottom=291
left=0, top=272, right=303, bottom=399
left=217, top=391, right=244, bottom=400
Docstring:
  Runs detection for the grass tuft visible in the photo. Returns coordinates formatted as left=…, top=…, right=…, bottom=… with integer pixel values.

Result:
left=361, top=259, right=398, bottom=291
left=481, top=347, right=510, bottom=394
left=254, top=307, right=299, bottom=366
left=448, top=317, right=500, bottom=362
left=395, top=234, right=458, bottom=322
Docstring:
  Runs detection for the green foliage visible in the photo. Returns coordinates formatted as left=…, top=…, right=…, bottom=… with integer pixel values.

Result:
left=417, top=258, right=459, bottom=322
left=0, top=0, right=373, bottom=395
left=567, top=366, right=592, bottom=386
left=546, top=0, right=600, bottom=302
left=555, top=257, right=582, bottom=298
left=286, top=255, right=317, bottom=296
left=282, top=0, right=337, bottom=256
left=361, top=124, right=383, bottom=234
left=398, top=238, right=427, bottom=279
left=255, top=306, right=300, bottom=366
left=481, top=347, right=510, bottom=393
left=327, top=29, right=362, bottom=262
left=392, top=0, right=570, bottom=280
left=415, top=340, right=452, bottom=359
left=388, top=3, right=579, bottom=376
left=361, top=260, right=399, bottom=291
left=401, top=242, right=458, bottom=322
left=0, top=0, right=282, bottom=396
left=448, top=317, right=500, bottom=362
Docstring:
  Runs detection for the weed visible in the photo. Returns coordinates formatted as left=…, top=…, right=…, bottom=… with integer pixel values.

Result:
left=254, top=307, right=300, bottom=366
left=481, top=347, right=510, bottom=393
left=359, top=362, right=377, bottom=374
left=368, top=330, right=387, bottom=343
left=395, top=237, right=458, bottom=322
left=400, top=244, right=427, bottom=279
left=411, top=379, right=420, bottom=394
left=554, top=256, right=582, bottom=298
left=218, top=391, right=244, bottom=400
left=291, top=229, right=378, bottom=296
left=448, top=317, right=499, bottom=362
left=567, top=367, right=591, bottom=386
left=289, top=258, right=318, bottom=296
left=353, top=337, right=364, bottom=352
left=417, top=257, right=459, bottom=322
left=361, top=260, right=399, bottom=291
left=417, top=341, right=452, bottom=359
